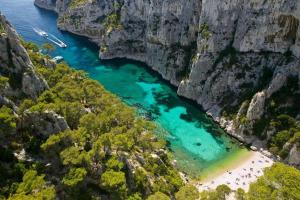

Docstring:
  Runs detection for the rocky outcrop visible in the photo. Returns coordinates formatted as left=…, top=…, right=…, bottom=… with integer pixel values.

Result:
left=266, top=73, right=287, bottom=98
left=0, top=12, right=72, bottom=168
left=18, top=110, right=69, bottom=137
left=34, top=0, right=300, bottom=165
left=0, top=14, right=48, bottom=99
left=34, top=0, right=201, bottom=86
left=34, top=0, right=57, bottom=11
left=0, top=13, right=67, bottom=137
left=287, top=144, right=300, bottom=168
left=246, top=91, right=266, bottom=121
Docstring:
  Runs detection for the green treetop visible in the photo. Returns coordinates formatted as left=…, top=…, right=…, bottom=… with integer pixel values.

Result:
left=247, top=162, right=300, bottom=200
left=8, top=170, right=55, bottom=200
left=175, top=184, right=199, bottom=200
left=147, top=192, right=170, bottom=200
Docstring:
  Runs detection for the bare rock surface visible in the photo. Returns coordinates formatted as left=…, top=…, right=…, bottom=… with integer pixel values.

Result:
left=18, top=110, right=69, bottom=137
left=0, top=14, right=48, bottom=99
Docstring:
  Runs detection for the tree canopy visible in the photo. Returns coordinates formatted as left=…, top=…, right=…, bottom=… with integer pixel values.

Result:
left=175, top=184, right=199, bottom=200
left=0, top=40, right=183, bottom=199
left=247, top=163, right=300, bottom=200
left=8, top=170, right=55, bottom=200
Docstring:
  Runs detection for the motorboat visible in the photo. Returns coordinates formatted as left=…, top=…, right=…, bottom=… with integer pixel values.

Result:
left=51, top=56, right=64, bottom=63
left=33, top=27, right=48, bottom=37
left=33, top=28, right=68, bottom=48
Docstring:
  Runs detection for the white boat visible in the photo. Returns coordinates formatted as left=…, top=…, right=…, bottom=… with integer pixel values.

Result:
left=40, top=31, right=48, bottom=37
left=33, top=27, right=48, bottom=37
left=51, top=56, right=64, bottom=63
left=59, top=42, right=67, bottom=48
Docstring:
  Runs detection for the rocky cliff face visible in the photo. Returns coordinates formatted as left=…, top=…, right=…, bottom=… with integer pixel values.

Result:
left=35, top=0, right=201, bottom=86
left=0, top=14, right=66, bottom=136
left=0, top=14, right=48, bottom=100
left=34, top=0, right=300, bottom=167
left=18, top=110, right=69, bottom=137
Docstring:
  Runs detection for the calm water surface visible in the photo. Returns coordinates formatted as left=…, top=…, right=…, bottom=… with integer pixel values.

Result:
left=0, top=0, right=246, bottom=177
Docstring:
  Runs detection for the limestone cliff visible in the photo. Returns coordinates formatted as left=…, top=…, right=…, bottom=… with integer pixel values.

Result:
left=0, top=14, right=48, bottom=99
left=0, top=13, right=66, bottom=136
left=34, top=0, right=300, bottom=167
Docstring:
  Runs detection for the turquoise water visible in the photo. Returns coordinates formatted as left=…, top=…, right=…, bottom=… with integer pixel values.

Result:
left=0, top=0, right=244, bottom=177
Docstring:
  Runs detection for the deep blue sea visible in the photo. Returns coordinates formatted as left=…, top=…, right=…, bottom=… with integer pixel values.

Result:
left=0, top=0, right=247, bottom=177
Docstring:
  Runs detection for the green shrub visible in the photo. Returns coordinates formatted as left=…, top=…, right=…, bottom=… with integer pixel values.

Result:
left=0, top=106, right=17, bottom=135
left=200, top=184, right=231, bottom=200
left=0, top=23, right=5, bottom=34
left=102, top=13, right=123, bottom=33
left=199, top=23, right=211, bottom=39
left=9, top=170, right=56, bottom=200
left=106, top=156, right=124, bottom=171
left=69, top=0, right=88, bottom=8
left=147, top=192, right=170, bottom=200
left=62, top=168, right=87, bottom=187
left=0, top=76, right=9, bottom=90
left=100, top=170, right=127, bottom=198
left=175, top=185, right=199, bottom=200
left=247, top=163, right=300, bottom=200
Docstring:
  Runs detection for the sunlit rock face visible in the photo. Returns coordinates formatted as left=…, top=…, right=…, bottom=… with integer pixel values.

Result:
left=34, top=0, right=300, bottom=111
left=34, top=0, right=201, bottom=87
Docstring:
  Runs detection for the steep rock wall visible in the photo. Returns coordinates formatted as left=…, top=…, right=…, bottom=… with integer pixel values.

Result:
left=0, top=14, right=48, bottom=99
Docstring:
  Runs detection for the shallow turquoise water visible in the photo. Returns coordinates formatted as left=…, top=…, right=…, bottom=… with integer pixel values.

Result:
left=0, top=0, right=243, bottom=177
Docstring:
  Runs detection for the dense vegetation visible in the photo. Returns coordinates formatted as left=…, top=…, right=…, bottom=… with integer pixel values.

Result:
left=247, top=163, right=300, bottom=200
left=0, top=41, right=182, bottom=199
left=254, top=77, right=300, bottom=159
left=225, top=72, right=300, bottom=160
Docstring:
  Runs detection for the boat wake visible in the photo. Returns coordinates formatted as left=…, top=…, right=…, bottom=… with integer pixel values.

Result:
left=32, top=27, right=67, bottom=48
left=49, top=33, right=67, bottom=48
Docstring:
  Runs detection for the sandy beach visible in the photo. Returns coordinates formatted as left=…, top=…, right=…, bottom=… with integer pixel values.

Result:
left=195, top=151, right=274, bottom=191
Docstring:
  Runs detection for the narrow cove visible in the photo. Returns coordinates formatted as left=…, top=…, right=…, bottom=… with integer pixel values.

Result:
left=0, top=0, right=250, bottom=179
